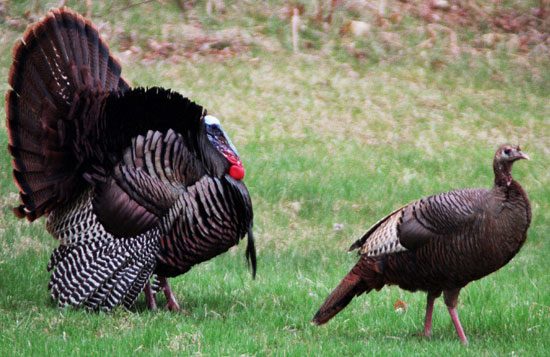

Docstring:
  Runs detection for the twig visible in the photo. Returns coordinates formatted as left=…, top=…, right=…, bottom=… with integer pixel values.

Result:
left=93, top=0, right=156, bottom=19
left=121, top=0, right=157, bottom=12
left=175, top=0, right=185, bottom=13
left=292, top=7, right=300, bottom=54
left=425, top=23, right=460, bottom=57
left=86, top=0, right=92, bottom=18
left=206, top=0, right=213, bottom=16
left=378, top=0, right=386, bottom=17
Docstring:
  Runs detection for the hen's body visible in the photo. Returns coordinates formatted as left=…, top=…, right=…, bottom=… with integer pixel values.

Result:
left=313, top=145, right=531, bottom=345
left=7, top=8, right=255, bottom=311
left=365, top=186, right=530, bottom=293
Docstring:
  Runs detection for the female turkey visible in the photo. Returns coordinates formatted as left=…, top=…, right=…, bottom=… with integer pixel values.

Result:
left=6, top=8, right=255, bottom=311
left=312, top=145, right=531, bottom=345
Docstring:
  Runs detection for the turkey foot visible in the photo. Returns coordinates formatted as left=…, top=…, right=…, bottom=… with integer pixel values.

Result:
left=160, top=276, right=181, bottom=311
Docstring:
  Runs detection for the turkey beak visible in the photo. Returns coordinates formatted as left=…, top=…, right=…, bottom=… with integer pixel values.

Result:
left=208, top=133, right=240, bottom=162
left=516, top=151, right=530, bottom=161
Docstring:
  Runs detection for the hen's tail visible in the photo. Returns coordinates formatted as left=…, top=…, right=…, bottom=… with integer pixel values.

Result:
left=312, top=258, right=382, bottom=325
left=6, top=7, right=128, bottom=220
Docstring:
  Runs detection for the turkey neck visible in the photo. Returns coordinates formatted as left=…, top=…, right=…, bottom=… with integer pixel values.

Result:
left=491, top=160, right=531, bottom=257
left=493, top=157, right=522, bottom=188
left=493, top=157, right=530, bottom=211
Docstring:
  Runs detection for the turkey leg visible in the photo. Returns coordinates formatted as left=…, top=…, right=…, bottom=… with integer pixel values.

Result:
left=160, top=276, right=181, bottom=311
left=423, top=291, right=442, bottom=337
left=444, top=289, right=468, bottom=345
left=144, top=282, right=157, bottom=310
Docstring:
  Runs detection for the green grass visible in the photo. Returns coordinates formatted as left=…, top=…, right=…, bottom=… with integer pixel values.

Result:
left=1, top=248, right=547, bottom=355
left=0, top=1, right=549, bottom=355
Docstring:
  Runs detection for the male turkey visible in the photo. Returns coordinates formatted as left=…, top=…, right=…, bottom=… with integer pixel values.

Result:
left=312, top=145, right=531, bottom=345
left=6, top=7, right=256, bottom=311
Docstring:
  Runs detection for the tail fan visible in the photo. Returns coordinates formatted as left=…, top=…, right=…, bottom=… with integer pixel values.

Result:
left=6, top=7, right=128, bottom=220
left=312, top=260, right=377, bottom=325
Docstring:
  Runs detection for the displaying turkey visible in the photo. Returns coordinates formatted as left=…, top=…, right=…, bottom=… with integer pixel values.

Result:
left=312, top=145, right=531, bottom=345
left=6, top=7, right=256, bottom=311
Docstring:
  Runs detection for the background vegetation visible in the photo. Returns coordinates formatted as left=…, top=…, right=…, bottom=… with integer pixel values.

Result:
left=0, top=0, right=548, bottom=355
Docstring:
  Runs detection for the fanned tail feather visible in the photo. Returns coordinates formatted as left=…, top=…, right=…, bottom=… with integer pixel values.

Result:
left=6, top=7, right=128, bottom=220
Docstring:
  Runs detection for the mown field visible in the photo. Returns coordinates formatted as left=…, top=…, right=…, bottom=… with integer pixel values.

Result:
left=0, top=1, right=548, bottom=355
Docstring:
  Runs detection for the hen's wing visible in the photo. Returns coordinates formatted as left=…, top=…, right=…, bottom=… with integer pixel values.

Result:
left=350, top=189, right=488, bottom=257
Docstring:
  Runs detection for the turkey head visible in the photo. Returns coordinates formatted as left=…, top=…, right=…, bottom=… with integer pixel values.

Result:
left=204, top=115, right=245, bottom=180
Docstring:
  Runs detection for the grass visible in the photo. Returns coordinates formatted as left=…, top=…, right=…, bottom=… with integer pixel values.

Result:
left=0, top=1, right=549, bottom=355
left=1, top=250, right=547, bottom=355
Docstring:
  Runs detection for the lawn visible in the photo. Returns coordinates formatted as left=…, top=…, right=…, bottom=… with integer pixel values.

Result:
left=0, top=1, right=548, bottom=355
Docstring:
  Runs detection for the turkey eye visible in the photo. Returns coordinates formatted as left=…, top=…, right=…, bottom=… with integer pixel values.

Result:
left=504, top=149, right=511, bottom=156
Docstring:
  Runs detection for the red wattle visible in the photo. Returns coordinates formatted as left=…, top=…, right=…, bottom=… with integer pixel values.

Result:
left=229, top=165, right=245, bottom=180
